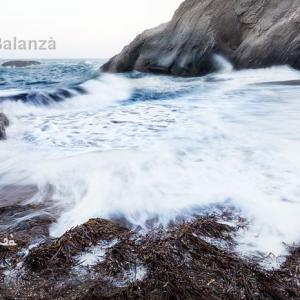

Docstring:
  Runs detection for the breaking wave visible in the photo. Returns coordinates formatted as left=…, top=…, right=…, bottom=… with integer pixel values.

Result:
left=1, top=59, right=300, bottom=262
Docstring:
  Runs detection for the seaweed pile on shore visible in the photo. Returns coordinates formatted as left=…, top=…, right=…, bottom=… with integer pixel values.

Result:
left=0, top=203, right=299, bottom=300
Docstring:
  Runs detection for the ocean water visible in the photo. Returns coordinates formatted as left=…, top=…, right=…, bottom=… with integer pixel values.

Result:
left=1, top=58, right=300, bottom=262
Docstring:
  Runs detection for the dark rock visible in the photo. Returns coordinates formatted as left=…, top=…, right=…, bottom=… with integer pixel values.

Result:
left=102, top=0, right=300, bottom=76
left=256, top=80, right=300, bottom=86
left=0, top=113, right=9, bottom=140
left=2, top=60, right=41, bottom=68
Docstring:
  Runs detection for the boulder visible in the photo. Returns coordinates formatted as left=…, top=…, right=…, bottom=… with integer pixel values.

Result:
left=0, top=113, right=9, bottom=140
left=2, top=60, right=41, bottom=68
left=102, top=0, right=300, bottom=76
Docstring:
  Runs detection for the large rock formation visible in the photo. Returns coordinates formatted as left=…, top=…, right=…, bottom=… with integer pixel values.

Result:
left=2, top=60, right=41, bottom=68
left=0, top=113, right=9, bottom=140
left=102, top=0, right=300, bottom=76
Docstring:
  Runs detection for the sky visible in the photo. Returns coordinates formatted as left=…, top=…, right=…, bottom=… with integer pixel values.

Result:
left=0, top=0, right=183, bottom=59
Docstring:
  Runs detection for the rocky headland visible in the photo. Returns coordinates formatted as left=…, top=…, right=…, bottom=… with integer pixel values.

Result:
left=102, top=0, right=300, bottom=76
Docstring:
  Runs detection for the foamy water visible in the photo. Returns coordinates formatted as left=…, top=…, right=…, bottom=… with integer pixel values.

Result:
left=1, top=60, right=300, bottom=262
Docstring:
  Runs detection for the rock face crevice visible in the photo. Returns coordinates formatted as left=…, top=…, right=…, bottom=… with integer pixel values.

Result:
left=102, top=0, right=300, bottom=76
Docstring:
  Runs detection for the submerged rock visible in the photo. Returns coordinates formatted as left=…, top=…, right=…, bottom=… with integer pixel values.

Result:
left=102, top=0, right=300, bottom=76
left=0, top=113, right=9, bottom=140
left=2, top=60, right=41, bottom=68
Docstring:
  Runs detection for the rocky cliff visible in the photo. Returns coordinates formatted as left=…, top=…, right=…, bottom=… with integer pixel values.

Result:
left=102, top=0, right=300, bottom=76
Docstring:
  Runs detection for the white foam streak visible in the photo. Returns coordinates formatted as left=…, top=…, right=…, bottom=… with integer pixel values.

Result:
left=213, top=54, right=234, bottom=73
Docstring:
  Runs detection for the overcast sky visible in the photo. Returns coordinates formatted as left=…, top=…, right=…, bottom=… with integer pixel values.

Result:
left=0, top=0, right=183, bottom=59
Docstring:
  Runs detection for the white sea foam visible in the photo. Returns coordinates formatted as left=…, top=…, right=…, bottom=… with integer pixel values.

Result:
left=1, top=65, right=300, bottom=264
left=213, top=54, right=234, bottom=73
left=76, top=239, right=118, bottom=267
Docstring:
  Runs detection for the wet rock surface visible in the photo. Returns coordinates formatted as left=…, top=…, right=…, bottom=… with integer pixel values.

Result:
left=0, top=198, right=299, bottom=299
left=1, top=60, right=41, bottom=68
left=0, top=113, right=9, bottom=140
left=102, top=0, right=300, bottom=76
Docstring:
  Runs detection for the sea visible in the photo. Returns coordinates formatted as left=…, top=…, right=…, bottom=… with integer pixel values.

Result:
left=1, top=57, right=300, bottom=265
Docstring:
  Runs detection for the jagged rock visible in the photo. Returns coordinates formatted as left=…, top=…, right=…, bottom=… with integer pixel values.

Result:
left=102, top=0, right=300, bottom=76
left=0, top=113, right=9, bottom=140
left=2, top=60, right=41, bottom=68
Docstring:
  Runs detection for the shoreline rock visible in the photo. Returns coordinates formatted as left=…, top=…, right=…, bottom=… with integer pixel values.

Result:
left=102, top=0, right=300, bottom=76
left=0, top=113, right=9, bottom=140
left=1, top=60, right=41, bottom=68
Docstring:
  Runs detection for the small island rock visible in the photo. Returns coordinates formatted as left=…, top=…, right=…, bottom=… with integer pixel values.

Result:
left=2, top=60, right=41, bottom=68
